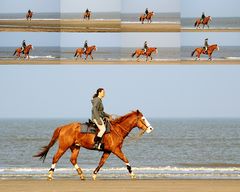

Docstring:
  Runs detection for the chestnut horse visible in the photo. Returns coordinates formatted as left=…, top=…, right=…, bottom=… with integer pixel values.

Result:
left=13, top=44, right=33, bottom=60
left=83, top=12, right=91, bottom=20
left=34, top=110, right=153, bottom=180
left=191, top=44, right=219, bottom=60
left=74, top=45, right=97, bottom=60
left=132, top=47, right=158, bottom=61
left=139, top=12, right=155, bottom=24
left=26, top=11, right=33, bottom=21
left=194, top=16, right=212, bottom=29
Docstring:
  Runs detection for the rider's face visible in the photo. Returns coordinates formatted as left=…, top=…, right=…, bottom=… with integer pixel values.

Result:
left=99, top=90, right=105, bottom=98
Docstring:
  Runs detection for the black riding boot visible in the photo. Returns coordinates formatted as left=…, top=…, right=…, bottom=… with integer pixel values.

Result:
left=93, top=136, right=102, bottom=150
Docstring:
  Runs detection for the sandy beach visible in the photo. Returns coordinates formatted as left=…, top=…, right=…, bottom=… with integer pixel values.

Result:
left=181, top=28, right=240, bottom=32
left=0, top=59, right=180, bottom=65
left=0, top=179, right=240, bottom=192
left=122, top=23, right=180, bottom=32
left=1, top=59, right=240, bottom=65
left=0, top=19, right=120, bottom=32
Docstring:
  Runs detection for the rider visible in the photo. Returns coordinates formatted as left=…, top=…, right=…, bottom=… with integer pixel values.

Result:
left=21, top=40, right=26, bottom=53
left=203, top=38, right=209, bottom=53
left=145, top=8, right=149, bottom=16
left=28, top=9, right=31, bottom=14
left=85, top=8, right=90, bottom=14
left=143, top=41, right=148, bottom=54
left=91, top=88, right=111, bottom=150
left=83, top=40, right=88, bottom=54
left=201, top=12, right=206, bottom=22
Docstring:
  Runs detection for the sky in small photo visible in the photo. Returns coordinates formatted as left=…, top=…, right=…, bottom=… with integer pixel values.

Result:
left=181, top=0, right=240, bottom=18
left=181, top=32, right=240, bottom=47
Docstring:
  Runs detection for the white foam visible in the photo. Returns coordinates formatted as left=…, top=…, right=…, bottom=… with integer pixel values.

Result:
left=122, top=21, right=179, bottom=24
left=29, top=55, right=56, bottom=59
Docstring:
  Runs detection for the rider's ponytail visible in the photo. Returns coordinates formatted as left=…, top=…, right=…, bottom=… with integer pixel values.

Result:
left=93, top=88, right=104, bottom=98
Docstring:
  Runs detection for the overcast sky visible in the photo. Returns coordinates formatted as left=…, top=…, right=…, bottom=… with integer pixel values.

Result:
left=122, top=0, right=180, bottom=13
left=1, top=65, right=240, bottom=119
left=181, top=0, right=240, bottom=18
left=181, top=32, right=240, bottom=46
left=61, top=0, right=120, bottom=13
left=0, top=0, right=60, bottom=13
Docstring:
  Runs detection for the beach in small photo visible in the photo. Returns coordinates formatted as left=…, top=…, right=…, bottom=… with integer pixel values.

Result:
left=181, top=0, right=240, bottom=32
left=0, top=32, right=181, bottom=64
left=181, top=32, right=240, bottom=64
left=0, top=0, right=120, bottom=32
left=121, top=0, right=180, bottom=32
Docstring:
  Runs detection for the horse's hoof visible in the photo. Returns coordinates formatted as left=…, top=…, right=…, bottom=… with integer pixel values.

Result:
left=130, top=173, right=136, bottom=179
left=47, top=176, right=53, bottom=181
left=80, top=174, right=86, bottom=180
left=92, top=174, right=97, bottom=181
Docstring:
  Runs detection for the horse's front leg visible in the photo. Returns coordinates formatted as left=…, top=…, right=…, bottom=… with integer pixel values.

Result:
left=113, top=148, right=136, bottom=179
left=92, top=151, right=111, bottom=180
left=90, top=54, right=93, bottom=60
left=70, top=146, right=85, bottom=180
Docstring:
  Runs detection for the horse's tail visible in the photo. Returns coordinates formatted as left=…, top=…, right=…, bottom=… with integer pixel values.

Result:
left=13, top=50, right=17, bottom=56
left=139, top=16, right=141, bottom=21
left=74, top=50, right=78, bottom=57
left=131, top=51, right=136, bottom=58
left=191, top=49, right=196, bottom=57
left=194, top=21, right=197, bottom=27
left=33, top=127, right=61, bottom=162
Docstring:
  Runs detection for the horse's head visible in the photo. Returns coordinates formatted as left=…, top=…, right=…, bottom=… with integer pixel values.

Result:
left=209, top=16, right=212, bottom=21
left=28, top=44, right=33, bottom=50
left=134, top=110, right=154, bottom=134
left=93, top=45, right=97, bottom=51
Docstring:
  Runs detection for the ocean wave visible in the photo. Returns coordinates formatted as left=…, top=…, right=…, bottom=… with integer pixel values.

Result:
left=121, top=21, right=179, bottom=24
left=29, top=55, right=56, bottom=59
left=1, top=166, right=240, bottom=179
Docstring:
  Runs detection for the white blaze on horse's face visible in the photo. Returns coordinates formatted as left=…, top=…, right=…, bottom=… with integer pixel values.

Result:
left=141, top=116, right=153, bottom=133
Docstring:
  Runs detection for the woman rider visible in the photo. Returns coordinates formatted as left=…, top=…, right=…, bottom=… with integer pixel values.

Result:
left=83, top=40, right=88, bottom=54
left=203, top=38, right=209, bottom=52
left=91, top=88, right=111, bottom=150
left=21, top=40, right=26, bottom=53
left=201, top=12, right=206, bottom=22
left=143, top=41, right=148, bottom=54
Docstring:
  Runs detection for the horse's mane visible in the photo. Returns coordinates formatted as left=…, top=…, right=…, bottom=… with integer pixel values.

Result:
left=111, top=111, right=139, bottom=125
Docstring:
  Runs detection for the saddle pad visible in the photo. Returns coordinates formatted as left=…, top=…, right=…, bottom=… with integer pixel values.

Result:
left=80, top=120, right=111, bottom=134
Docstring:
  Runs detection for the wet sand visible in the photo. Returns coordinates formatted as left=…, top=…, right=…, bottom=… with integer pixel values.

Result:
left=121, top=23, right=180, bottom=32
left=0, top=59, right=180, bottom=65
left=181, top=28, right=240, bottom=32
left=1, top=59, right=240, bottom=65
left=0, top=19, right=120, bottom=32
left=0, top=179, right=240, bottom=192
left=0, top=20, right=181, bottom=32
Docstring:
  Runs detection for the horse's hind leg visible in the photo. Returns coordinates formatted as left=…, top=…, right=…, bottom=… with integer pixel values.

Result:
left=113, top=148, right=136, bottom=179
left=70, top=146, right=85, bottom=180
left=48, top=147, right=68, bottom=180
left=92, top=151, right=111, bottom=180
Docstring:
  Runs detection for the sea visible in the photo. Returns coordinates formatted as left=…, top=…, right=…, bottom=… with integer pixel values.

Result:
left=0, top=118, right=240, bottom=180
left=0, top=12, right=120, bottom=20
left=181, top=46, right=240, bottom=60
left=181, top=17, right=240, bottom=29
left=0, top=47, right=180, bottom=61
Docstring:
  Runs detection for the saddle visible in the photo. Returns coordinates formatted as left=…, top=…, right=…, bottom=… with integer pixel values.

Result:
left=80, top=119, right=111, bottom=134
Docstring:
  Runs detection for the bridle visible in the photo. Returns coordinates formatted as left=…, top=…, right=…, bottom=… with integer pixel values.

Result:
left=109, top=114, right=151, bottom=138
